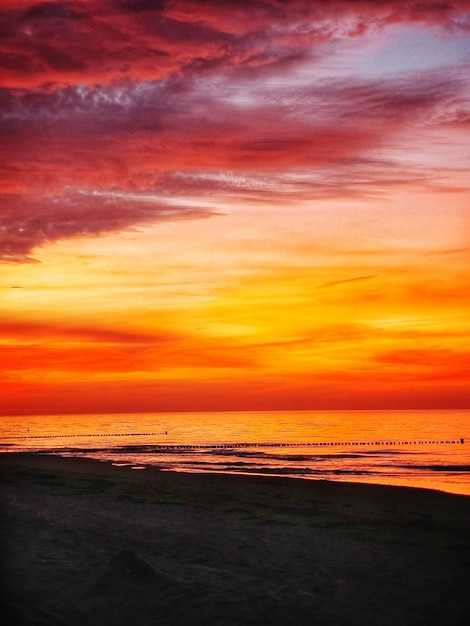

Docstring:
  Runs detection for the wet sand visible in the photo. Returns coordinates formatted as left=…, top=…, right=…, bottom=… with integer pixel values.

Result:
left=1, top=453, right=469, bottom=625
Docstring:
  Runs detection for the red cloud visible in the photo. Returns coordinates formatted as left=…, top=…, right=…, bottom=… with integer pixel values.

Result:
left=0, top=317, right=172, bottom=344
left=0, top=315, right=257, bottom=378
left=373, top=348, right=470, bottom=381
left=1, top=1, right=469, bottom=89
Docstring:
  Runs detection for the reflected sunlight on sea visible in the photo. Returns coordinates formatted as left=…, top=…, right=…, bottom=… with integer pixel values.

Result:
left=1, top=410, right=469, bottom=495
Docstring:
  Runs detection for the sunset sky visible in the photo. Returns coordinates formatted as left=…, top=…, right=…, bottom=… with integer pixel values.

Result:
left=1, top=0, right=470, bottom=415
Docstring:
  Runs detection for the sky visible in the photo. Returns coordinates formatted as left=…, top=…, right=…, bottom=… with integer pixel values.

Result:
left=1, top=0, right=470, bottom=415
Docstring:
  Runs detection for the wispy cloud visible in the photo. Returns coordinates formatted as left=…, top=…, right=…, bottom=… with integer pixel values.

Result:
left=0, top=190, right=217, bottom=262
left=0, top=317, right=173, bottom=344
left=318, top=275, right=379, bottom=289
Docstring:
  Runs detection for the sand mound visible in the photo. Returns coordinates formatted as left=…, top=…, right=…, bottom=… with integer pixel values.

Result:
left=49, top=550, right=223, bottom=625
left=46, top=549, right=255, bottom=625
left=79, top=549, right=172, bottom=599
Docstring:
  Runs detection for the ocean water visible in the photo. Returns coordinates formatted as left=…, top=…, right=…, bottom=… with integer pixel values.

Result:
left=1, top=410, right=469, bottom=496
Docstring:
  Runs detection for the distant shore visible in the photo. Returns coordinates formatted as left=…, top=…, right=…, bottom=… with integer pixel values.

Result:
left=1, top=452, right=469, bottom=625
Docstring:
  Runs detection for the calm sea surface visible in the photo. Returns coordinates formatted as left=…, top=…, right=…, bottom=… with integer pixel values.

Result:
left=1, top=410, right=469, bottom=496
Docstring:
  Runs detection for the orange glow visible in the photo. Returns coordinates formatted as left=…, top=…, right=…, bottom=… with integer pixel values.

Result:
left=1, top=1, right=470, bottom=414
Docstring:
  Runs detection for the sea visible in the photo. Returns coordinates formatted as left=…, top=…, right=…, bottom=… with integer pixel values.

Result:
left=1, top=410, right=469, bottom=496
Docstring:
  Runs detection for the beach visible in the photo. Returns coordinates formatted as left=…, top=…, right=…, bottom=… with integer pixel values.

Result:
left=1, top=453, right=469, bottom=625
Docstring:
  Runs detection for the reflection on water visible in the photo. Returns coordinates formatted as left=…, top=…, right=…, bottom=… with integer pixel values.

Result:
left=1, top=410, right=469, bottom=495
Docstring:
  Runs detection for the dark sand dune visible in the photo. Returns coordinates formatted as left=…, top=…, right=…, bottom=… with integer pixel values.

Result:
left=1, top=453, right=469, bottom=625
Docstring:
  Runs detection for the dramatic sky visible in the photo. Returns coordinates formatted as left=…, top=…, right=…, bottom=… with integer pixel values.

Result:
left=1, top=0, right=470, bottom=415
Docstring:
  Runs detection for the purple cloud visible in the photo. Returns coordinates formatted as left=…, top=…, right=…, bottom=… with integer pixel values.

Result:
left=0, top=190, right=217, bottom=262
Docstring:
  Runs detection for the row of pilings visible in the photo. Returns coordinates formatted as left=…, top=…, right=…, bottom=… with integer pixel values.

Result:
left=9, top=431, right=168, bottom=439
left=7, top=435, right=465, bottom=447
left=145, top=438, right=465, bottom=450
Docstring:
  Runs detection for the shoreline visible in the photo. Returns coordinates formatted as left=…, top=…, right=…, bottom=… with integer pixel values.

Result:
left=1, top=447, right=469, bottom=497
left=2, top=449, right=470, bottom=493
left=1, top=452, right=469, bottom=625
